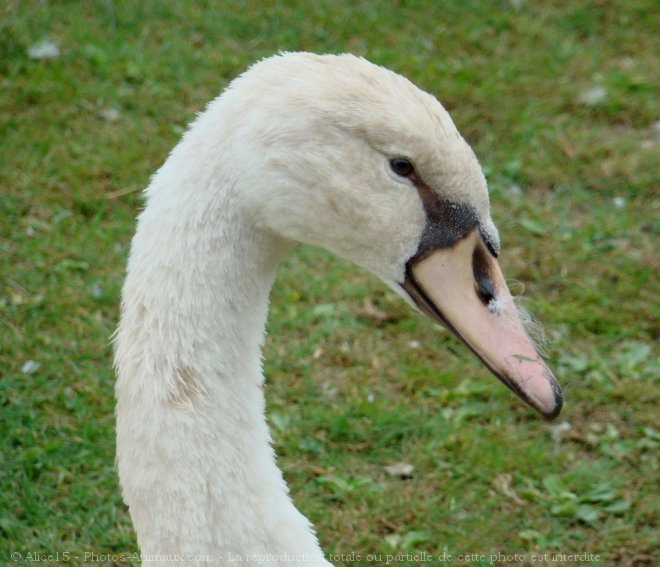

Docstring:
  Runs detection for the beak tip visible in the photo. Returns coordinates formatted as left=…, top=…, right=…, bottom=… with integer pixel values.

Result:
left=539, top=373, right=564, bottom=420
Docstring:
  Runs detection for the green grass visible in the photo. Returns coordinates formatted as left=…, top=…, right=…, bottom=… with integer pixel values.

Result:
left=1, top=1, right=658, bottom=566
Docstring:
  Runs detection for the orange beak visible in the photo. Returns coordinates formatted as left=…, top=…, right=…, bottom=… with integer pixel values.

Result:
left=403, top=229, right=563, bottom=419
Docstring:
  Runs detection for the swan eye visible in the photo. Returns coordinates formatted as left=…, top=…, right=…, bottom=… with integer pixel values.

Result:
left=389, top=157, right=414, bottom=178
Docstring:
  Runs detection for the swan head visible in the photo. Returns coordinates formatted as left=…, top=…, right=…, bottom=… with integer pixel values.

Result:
left=224, top=53, right=562, bottom=418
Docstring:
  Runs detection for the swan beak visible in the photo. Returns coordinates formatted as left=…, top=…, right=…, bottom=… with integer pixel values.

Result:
left=402, top=229, right=563, bottom=419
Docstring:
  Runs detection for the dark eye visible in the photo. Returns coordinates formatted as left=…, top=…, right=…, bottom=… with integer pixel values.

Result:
left=389, top=157, right=414, bottom=177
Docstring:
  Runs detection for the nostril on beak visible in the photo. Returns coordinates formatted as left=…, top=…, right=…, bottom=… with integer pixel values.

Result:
left=476, top=274, right=496, bottom=305
left=472, top=246, right=496, bottom=306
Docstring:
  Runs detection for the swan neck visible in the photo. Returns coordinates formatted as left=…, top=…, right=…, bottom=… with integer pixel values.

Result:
left=114, top=176, right=326, bottom=561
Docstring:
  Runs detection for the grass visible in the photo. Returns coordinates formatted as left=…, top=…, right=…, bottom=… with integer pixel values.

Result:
left=1, top=1, right=658, bottom=566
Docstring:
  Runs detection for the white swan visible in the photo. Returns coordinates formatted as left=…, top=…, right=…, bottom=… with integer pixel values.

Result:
left=114, top=52, right=562, bottom=566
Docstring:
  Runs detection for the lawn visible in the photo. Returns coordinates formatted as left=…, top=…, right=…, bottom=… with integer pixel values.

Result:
left=0, top=1, right=657, bottom=566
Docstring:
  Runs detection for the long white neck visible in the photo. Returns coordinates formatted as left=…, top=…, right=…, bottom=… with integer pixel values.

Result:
left=114, top=112, right=330, bottom=565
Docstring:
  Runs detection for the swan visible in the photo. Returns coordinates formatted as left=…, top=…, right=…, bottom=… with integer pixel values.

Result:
left=114, top=52, right=563, bottom=566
